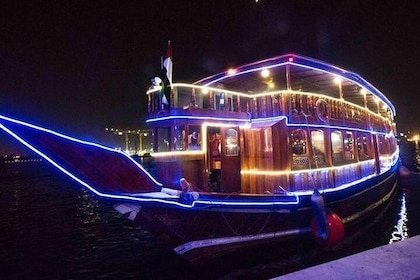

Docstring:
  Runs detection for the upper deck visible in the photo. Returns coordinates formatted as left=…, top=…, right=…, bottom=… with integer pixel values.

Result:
left=146, top=54, right=395, bottom=134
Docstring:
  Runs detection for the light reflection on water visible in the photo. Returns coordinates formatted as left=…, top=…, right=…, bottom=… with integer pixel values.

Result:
left=389, top=192, right=409, bottom=244
left=1, top=159, right=420, bottom=279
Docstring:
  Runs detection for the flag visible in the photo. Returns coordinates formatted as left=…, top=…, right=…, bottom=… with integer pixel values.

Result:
left=161, top=40, right=173, bottom=106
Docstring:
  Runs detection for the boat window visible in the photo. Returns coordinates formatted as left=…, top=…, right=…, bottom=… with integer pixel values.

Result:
left=156, top=128, right=170, bottom=152
left=378, top=135, right=386, bottom=155
left=173, top=126, right=187, bottom=151
left=311, top=130, right=326, bottom=164
left=356, top=132, right=371, bottom=160
left=387, top=135, right=397, bottom=154
left=344, top=132, right=355, bottom=160
left=225, top=128, right=239, bottom=156
left=331, top=131, right=343, bottom=162
left=188, top=125, right=201, bottom=150
left=291, top=129, right=307, bottom=155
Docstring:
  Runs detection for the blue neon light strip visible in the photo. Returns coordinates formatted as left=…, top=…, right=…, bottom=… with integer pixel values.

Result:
left=147, top=113, right=392, bottom=137
left=146, top=115, right=250, bottom=123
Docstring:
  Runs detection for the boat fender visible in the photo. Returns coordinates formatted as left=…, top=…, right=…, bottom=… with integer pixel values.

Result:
left=323, top=213, right=345, bottom=246
left=310, top=189, right=329, bottom=241
left=179, top=178, right=199, bottom=204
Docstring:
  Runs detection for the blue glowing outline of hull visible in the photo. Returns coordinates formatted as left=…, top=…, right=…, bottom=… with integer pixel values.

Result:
left=0, top=114, right=301, bottom=209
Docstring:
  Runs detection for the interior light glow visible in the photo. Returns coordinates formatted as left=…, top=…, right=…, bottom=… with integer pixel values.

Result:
left=261, top=69, right=270, bottom=78
left=227, top=68, right=237, bottom=75
left=334, top=76, right=342, bottom=84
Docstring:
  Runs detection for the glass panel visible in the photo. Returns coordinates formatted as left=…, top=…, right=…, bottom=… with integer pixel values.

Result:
left=356, top=132, right=370, bottom=160
left=157, top=128, right=170, bottom=152
left=173, top=126, right=187, bottom=151
left=225, top=128, right=239, bottom=156
left=311, top=130, right=326, bottom=164
left=331, top=130, right=343, bottom=162
left=344, top=132, right=355, bottom=160
left=291, top=129, right=307, bottom=155
left=188, top=125, right=201, bottom=150
left=291, top=129, right=309, bottom=169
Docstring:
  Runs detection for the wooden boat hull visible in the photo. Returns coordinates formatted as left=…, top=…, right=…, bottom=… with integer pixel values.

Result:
left=129, top=164, right=398, bottom=264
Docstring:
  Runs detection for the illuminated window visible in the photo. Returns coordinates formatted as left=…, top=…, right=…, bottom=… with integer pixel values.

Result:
left=173, top=126, right=187, bottom=151
left=311, top=130, right=326, bottom=164
left=356, top=132, right=371, bottom=160
left=157, top=128, right=170, bottom=152
left=344, top=132, right=355, bottom=160
left=291, top=129, right=309, bottom=169
left=188, top=125, right=201, bottom=150
left=291, top=129, right=307, bottom=155
left=331, top=130, right=343, bottom=162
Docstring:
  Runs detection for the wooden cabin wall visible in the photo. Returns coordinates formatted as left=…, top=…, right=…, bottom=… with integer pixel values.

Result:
left=240, top=120, right=289, bottom=194
left=220, top=127, right=241, bottom=193
left=154, top=157, right=205, bottom=189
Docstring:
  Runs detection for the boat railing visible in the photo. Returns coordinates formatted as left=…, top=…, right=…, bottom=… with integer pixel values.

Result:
left=147, top=84, right=393, bottom=133
left=241, top=158, right=380, bottom=193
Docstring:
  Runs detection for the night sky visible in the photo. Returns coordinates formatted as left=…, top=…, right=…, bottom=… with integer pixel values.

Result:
left=1, top=1, right=419, bottom=154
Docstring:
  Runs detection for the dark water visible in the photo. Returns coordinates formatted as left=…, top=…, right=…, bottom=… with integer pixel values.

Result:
left=1, top=142, right=420, bottom=279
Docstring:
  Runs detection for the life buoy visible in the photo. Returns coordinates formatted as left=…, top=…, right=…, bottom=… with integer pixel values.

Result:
left=315, top=99, right=330, bottom=122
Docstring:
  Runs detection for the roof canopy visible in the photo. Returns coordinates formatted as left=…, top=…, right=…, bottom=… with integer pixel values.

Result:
left=195, top=54, right=395, bottom=116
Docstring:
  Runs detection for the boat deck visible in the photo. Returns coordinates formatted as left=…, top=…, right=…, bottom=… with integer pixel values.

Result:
left=273, top=234, right=420, bottom=280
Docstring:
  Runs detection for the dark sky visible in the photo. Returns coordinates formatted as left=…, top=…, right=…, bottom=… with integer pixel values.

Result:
left=1, top=1, right=419, bottom=154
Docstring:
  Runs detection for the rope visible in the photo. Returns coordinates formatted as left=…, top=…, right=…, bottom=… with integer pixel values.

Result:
left=219, top=192, right=274, bottom=236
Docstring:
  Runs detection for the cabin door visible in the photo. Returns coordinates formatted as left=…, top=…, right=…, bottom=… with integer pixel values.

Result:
left=207, top=126, right=241, bottom=193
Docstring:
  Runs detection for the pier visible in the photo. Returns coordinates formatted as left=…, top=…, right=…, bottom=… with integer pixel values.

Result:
left=273, top=234, right=420, bottom=280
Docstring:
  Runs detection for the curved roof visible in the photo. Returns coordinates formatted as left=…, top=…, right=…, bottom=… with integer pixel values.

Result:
left=194, top=54, right=395, bottom=116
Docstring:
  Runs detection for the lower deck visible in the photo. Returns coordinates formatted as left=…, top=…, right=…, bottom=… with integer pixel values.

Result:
left=148, top=118, right=399, bottom=194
